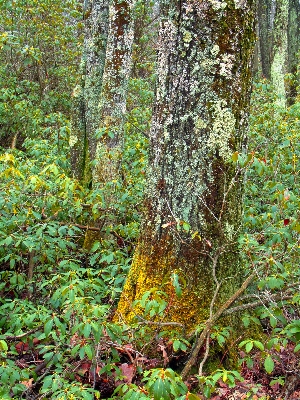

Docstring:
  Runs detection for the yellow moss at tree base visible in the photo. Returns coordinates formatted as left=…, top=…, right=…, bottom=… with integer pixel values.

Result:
left=115, top=238, right=214, bottom=334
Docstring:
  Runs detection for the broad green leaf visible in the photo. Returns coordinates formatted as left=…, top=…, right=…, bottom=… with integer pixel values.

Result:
left=82, top=392, right=94, bottom=400
left=0, top=340, right=8, bottom=352
left=84, top=344, right=93, bottom=360
left=83, top=323, right=91, bottom=338
left=253, top=341, right=264, bottom=351
left=245, top=341, right=253, bottom=353
left=294, top=343, right=300, bottom=352
left=152, top=378, right=169, bottom=400
left=264, top=356, right=274, bottom=374
left=44, top=319, right=53, bottom=336
left=173, top=340, right=181, bottom=352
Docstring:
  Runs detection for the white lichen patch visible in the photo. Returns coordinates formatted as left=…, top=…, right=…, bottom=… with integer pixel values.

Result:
left=233, top=0, right=247, bottom=9
left=195, top=117, right=207, bottom=130
left=208, top=100, right=236, bottom=160
left=183, top=30, right=192, bottom=45
left=156, top=20, right=177, bottom=101
left=219, top=53, right=235, bottom=78
left=72, top=85, right=82, bottom=98
left=211, top=44, right=220, bottom=57
left=225, top=221, right=235, bottom=240
left=208, top=0, right=227, bottom=11
left=69, top=134, right=78, bottom=147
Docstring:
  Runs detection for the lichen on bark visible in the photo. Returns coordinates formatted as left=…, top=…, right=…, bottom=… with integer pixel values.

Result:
left=93, top=0, right=135, bottom=190
left=70, top=0, right=110, bottom=182
left=116, top=0, right=256, bottom=333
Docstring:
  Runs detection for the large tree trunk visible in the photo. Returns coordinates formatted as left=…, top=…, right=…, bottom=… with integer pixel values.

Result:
left=116, top=0, right=256, bottom=333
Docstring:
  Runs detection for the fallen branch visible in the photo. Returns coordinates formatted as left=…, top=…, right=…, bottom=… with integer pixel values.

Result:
left=4, top=326, right=42, bottom=341
left=181, top=270, right=259, bottom=380
left=71, top=223, right=101, bottom=231
left=223, top=294, right=293, bottom=315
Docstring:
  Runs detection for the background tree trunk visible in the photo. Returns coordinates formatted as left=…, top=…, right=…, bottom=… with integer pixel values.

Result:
left=257, top=0, right=274, bottom=80
left=257, top=0, right=300, bottom=104
left=116, top=0, right=256, bottom=333
left=93, top=0, right=135, bottom=190
left=70, top=0, right=109, bottom=182
left=287, top=0, right=300, bottom=104
left=271, top=0, right=289, bottom=106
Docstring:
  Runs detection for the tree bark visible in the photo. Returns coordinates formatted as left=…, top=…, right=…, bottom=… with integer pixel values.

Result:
left=70, top=0, right=135, bottom=186
left=271, top=0, right=289, bottom=107
left=257, top=0, right=274, bottom=79
left=93, top=0, right=135, bottom=188
left=116, top=0, right=256, bottom=333
left=257, top=0, right=300, bottom=104
left=287, top=0, right=300, bottom=104
left=70, top=0, right=110, bottom=182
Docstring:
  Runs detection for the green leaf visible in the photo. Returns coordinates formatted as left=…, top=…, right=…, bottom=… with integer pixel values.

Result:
left=264, top=356, right=274, bottom=374
left=182, top=222, right=190, bottom=232
left=44, top=319, right=53, bottom=337
left=232, top=151, right=239, bottom=162
left=79, top=346, right=85, bottom=359
left=245, top=341, right=253, bottom=353
left=151, top=378, right=169, bottom=400
left=82, top=392, right=94, bottom=400
left=270, top=316, right=277, bottom=328
left=84, top=344, right=93, bottom=360
left=173, top=340, right=181, bottom=352
left=0, top=340, right=8, bottom=352
left=171, top=273, right=182, bottom=298
left=83, top=323, right=91, bottom=339
left=253, top=341, right=264, bottom=351
left=41, top=375, right=53, bottom=391
left=71, top=344, right=81, bottom=357
left=43, top=351, right=54, bottom=362
left=294, top=343, right=300, bottom=352
left=187, top=394, right=201, bottom=400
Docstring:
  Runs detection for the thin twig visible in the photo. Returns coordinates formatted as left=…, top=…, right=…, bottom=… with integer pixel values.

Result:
left=198, top=333, right=210, bottom=376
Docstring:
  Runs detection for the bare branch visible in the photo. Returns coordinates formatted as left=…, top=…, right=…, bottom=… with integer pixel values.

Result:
left=181, top=269, right=259, bottom=380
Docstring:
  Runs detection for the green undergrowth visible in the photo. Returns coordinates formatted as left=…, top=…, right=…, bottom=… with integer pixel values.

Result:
left=0, top=0, right=299, bottom=395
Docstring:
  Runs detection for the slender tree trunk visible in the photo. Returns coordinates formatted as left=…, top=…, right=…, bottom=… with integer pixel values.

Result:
left=257, top=0, right=274, bottom=79
left=70, top=0, right=110, bottom=182
left=271, top=0, right=289, bottom=107
left=93, top=0, right=135, bottom=189
left=71, top=0, right=135, bottom=191
left=257, top=0, right=300, bottom=104
left=116, top=0, right=256, bottom=333
left=287, top=0, right=300, bottom=104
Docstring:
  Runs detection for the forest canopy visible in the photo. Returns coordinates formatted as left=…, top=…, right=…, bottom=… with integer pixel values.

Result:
left=0, top=0, right=299, bottom=399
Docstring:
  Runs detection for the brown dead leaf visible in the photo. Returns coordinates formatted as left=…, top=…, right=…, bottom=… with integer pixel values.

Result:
left=120, top=363, right=136, bottom=384
left=158, top=344, right=169, bottom=367
left=21, top=378, right=34, bottom=389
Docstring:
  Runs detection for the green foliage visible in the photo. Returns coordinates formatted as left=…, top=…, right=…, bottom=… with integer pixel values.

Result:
left=0, top=0, right=82, bottom=146
left=115, top=368, right=193, bottom=400
left=198, top=369, right=243, bottom=398
left=0, top=0, right=299, bottom=396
